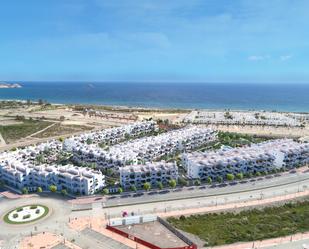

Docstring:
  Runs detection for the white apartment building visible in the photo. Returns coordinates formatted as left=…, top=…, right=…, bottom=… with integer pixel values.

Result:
left=64, top=120, right=157, bottom=150
left=72, top=126, right=217, bottom=169
left=119, top=161, right=178, bottom=189
left=183, top=139, right=309, bottom=180
left=0, top=141, right=105, bottom=195
left=183, top=110, right=305, bottom=127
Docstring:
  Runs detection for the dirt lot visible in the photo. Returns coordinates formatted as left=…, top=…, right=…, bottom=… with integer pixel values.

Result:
left=117, top=221, right=188, bottom=248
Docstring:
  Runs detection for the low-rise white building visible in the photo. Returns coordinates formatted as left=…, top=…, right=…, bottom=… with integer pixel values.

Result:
left=0, top=141, right=105, bottom=195
left=64, top=120, right=157, bottom=150
left=120, top=161, right=178, bottom=189
left=183, top=139, right=309, bottom=180
left=183, top=110, right=306, bottom=127
left=0, top=162, right=104, bottom=195
left=72, top=126, right=217, bottom=169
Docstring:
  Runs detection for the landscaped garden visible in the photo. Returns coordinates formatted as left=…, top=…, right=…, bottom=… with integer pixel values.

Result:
left=168, top=200, right=309, bottom=247
left=3, top=204, right=49, bottom=224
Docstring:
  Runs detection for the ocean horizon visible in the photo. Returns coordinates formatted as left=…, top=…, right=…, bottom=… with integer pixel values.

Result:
left=0, top=82, right=308, bottom=112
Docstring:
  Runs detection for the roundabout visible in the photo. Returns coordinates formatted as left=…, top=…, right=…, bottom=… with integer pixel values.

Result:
left=3, top=204, right=49, bottom=224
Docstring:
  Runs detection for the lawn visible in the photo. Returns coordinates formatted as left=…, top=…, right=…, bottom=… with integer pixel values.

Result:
left=0, top=119, right=52, bottom=143
left=3, top=204, right=49, bottom=225
left=168, top=201, right=309, bottom=247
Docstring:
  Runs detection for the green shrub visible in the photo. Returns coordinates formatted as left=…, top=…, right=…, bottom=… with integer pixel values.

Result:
left=17, top=208, right=23, bottom=212
left=226, top=174, right=235, bottom=181
left=157, top=182, right=164, bottom=190
left=30, top=205, right=37, bottom=209
left=22, top=187, right=28, bottom=194
left=23, top=214, right=31, bottom=219
left=49, top=185, right=57, bottom=193
left=102, top=188, right=109, bottom=195
left=61, top=189, right=67, bottom=196
left=130, top=185, right=137, bottom=192
left=194, top=180, right=201, bottom=186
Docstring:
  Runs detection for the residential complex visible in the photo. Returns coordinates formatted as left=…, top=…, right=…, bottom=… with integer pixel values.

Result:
left=183, top=139, right=309, bottom=180
left=183, top=110, right=307, bottom=127
left=72, top=126, right=217, bottom=169
left=64, top=120, right=157, bottom=149
left=0, top=141, right=105, bottom=195
left=120, top=161, right=178, bottom=189
left=1, top=119, right=308, bottom=195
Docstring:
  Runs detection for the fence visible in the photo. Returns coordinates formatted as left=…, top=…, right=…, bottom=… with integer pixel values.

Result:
left=106, top=215, right=197, bottom=249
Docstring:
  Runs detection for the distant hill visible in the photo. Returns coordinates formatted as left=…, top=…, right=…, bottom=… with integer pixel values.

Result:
left=0, top=82, right=22, bottom=88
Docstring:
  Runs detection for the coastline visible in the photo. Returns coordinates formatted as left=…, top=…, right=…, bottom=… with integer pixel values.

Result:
left=0, top=98, right=308, bottom=114
left=0, top=82, right=308, bottom=112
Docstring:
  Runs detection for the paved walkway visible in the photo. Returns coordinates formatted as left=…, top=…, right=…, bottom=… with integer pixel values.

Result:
left=67, top=189, right=309, bottom=249
left=158, top=189, right=309, bottom=218
left=19, top=232, right=82, bottom=249
left=0, top=191, right=37, bottom=199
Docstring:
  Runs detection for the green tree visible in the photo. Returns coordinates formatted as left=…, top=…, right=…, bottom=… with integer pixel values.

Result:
left=247, top=172, right=253, bottom=178
left=157, top=182, right=163, bottom=190
left=236, top=173, right=244, bottom=180
left=178, top=177, right=188, bottom=187
left=35, top=154, right=45, bottom=164
left=194, top=180, right=201, bottom=186
left=49, top=185, right=57, bottom=193
left=22, top=187, right=29, bottom=194
left=226, top=174, right=235, bottom=181
left=58, top=137, right=64, bottom=142
left=86, top=138, right=93, bottom=145
left=102, top=188, right=109, bottom=195
left=255, top=172, right=261, bottom=177
left=143, top=182, right=151, bottom=191
left=207, top=177, right=212, bottom=184
left=216, top=176, right=223, bottom=183
left=169, top=179, right=177, bottom=188
left=130, top=185, right=137, bottom=192
left=37, top=187, right=43, bottom=193
left=61, top=189, right=68, bottom=196
left=118, top=187, right=123, bottom=194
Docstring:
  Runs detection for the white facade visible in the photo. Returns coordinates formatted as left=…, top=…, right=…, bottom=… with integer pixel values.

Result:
left=183, top=139, right=309, bottom=180
left=72, top=126, right=217, bottom=169
left=119, top=161, right=178, bottom=189
left=64, top=120, right=157, bottom=150
left=0, top=141, right=105, bottom=195
left=183, top=110, right=306, bottom=127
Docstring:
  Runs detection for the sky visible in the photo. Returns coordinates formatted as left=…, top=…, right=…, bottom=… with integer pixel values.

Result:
left=0, top=0, right=309, bottom=83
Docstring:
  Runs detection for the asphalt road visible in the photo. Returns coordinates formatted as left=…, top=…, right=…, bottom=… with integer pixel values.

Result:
left=104, top=169, right=309, bottom=208
left=1, top=168, right=309, bottom=249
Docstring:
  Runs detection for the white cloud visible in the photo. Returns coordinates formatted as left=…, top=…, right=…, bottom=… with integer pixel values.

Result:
left=248, top=55, right=270, bottom=61
left=280, top=54, right=293, bottom=61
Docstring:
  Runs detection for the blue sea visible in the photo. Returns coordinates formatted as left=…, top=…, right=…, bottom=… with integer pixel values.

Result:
left=0, top=82, right=308, bottom=112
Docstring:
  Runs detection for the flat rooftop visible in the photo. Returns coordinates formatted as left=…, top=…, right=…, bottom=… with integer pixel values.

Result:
left=116, top=220, right=188, bottom=248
